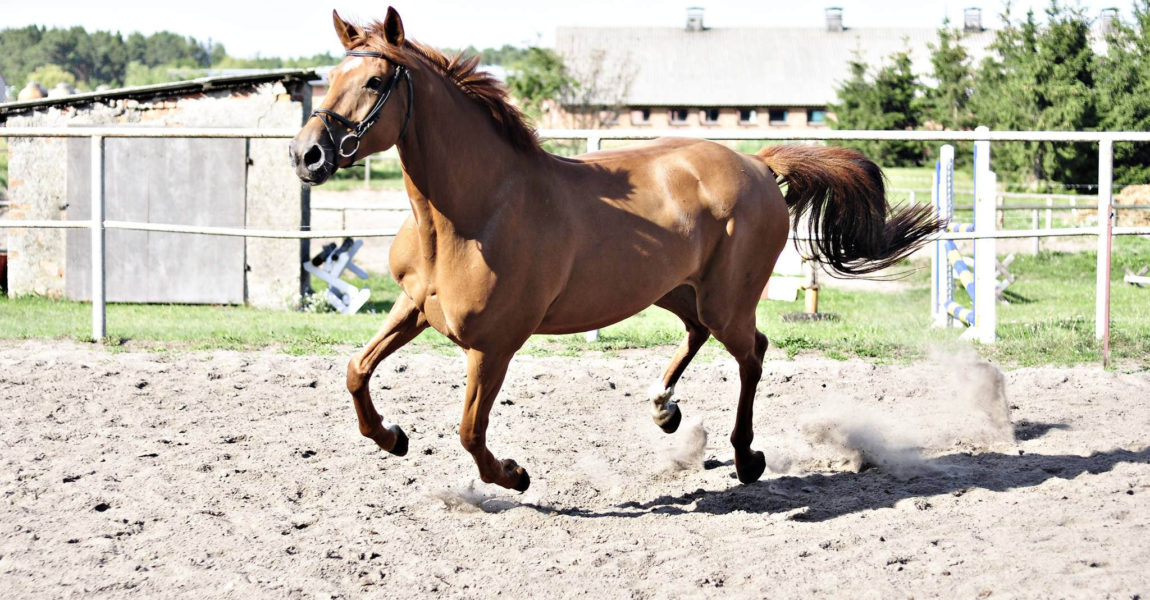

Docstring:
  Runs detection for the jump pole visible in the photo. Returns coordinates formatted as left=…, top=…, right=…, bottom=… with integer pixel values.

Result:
left=931, top=145, right=956, bottom=328
left=972, top=127, right=996, bottom=344
left=931, top=134, right=996, bottom=344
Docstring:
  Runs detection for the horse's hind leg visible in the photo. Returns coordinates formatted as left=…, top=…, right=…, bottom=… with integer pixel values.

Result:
left=651, top=286, right=711, bottom=433
left=710, top=319, right=769, bottom=484
left=347, top=292, right=428, bottom=456
left=458, top=349, right=530, bottom=491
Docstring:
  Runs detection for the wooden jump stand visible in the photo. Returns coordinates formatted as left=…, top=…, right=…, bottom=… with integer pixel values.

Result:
left=303, top=237, right=371, bottom=314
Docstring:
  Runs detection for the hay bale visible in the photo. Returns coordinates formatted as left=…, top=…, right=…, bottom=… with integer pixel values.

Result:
left=1117, top=185, right=1150, bottom=227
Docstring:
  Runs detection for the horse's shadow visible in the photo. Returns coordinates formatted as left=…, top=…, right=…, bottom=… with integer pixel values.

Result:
left=531, top=437, right=1148, bottom=522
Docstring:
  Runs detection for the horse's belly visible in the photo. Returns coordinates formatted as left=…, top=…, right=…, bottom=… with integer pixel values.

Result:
left=535, top=270, right=689, bottom=335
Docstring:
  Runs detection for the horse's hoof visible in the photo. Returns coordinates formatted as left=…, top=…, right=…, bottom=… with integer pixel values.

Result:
left=656, top=404, right=682, bottom=434
left=501, top=459, right=530, bottom=493
left=736, top=450, right=766, bottom=484
left=513, top=469, right=531, bottom=493
left=387, top=424, right=409, bottom=457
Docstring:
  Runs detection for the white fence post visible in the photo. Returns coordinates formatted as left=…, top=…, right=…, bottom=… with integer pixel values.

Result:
left=1096, top=139, right=1114, bottom=364
left=90, top=135, right=106, bottom=341
left=973, top=127, right=996, bottom=344
left=1032, top=209, right=1041, bottom=254
left=930, top=165, right=940, bottom=325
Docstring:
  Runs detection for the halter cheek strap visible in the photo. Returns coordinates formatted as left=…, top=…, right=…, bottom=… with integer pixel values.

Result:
left=312, top=50, right=414, bottom=160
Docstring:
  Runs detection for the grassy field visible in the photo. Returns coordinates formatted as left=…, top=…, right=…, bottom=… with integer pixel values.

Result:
left=2, top=236, right=1148, bottom=369
left=319, top=149, right=407, bottom=191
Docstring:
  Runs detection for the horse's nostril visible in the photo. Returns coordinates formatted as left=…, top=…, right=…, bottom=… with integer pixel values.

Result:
left=303, top=145, right=325, bottom=170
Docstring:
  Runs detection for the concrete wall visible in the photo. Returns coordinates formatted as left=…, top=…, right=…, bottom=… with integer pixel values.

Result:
left=5, top=79, right=310, bottom=308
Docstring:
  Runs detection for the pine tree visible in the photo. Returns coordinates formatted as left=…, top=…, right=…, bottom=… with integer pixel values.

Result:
left=1097, top=0, right=1150, bottom=185
left=923, top=24, right=975, bottom=131
left=830, top=48, right=926, bottom=166
left=969, top=2, right=1098, bottom=190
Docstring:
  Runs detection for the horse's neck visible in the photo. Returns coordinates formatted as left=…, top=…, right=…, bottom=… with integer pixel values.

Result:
left=396, top=73, right=528, bottom=233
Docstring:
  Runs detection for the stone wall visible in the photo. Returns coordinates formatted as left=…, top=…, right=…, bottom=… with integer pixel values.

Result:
left=5, top=79, right=310, bottom=308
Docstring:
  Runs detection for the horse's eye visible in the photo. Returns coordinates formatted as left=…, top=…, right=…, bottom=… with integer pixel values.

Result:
left=365, top=76, right=383, bottom=90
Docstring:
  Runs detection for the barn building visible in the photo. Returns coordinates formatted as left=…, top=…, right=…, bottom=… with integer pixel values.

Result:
left=549, top=7, right=998, bottom=130
left=0, top=70, right=315, bottom=308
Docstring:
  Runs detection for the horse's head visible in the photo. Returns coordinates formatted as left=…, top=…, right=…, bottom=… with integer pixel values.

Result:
left=290, top=8, right=412, bottom=185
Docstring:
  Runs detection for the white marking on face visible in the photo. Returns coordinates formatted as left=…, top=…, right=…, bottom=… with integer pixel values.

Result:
left=334, top=56, right=365, bottom=77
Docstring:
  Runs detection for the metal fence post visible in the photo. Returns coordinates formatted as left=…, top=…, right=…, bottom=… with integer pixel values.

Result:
left=1096, top=138, right=1114, bottom=366
left=90, top=135, right=106, bottom=341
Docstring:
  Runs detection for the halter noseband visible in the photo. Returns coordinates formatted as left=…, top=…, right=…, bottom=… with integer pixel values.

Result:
left=312, top=50, right=414, bottom=160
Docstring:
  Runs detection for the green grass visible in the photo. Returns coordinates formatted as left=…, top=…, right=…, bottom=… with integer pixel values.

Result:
left=320, top=149, right=406, bottom=192
left=2, top=237, right=1148, bottom=368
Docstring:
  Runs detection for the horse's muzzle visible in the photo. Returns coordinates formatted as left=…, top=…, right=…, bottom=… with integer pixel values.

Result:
left=289, top=138, right=335, bottom=185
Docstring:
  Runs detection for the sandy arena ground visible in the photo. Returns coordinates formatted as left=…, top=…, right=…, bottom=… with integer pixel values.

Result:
left=1, top=339, right=1147, bottom=599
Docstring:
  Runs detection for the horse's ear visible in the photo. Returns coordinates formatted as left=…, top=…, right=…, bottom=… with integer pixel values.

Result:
left=332, top=10, right=363, bottom=50
left=383, top=7, right=405, bottom=46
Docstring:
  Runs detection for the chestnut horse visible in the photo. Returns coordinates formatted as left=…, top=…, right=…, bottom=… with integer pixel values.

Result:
left=290, top=8, right=941, bottom=492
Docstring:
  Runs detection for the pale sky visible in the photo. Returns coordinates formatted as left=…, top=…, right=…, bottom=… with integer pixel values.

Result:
left=2, top=1, right=1134, bottom=59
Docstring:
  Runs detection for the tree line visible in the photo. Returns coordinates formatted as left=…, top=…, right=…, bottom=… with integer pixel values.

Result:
left=0, top=25, right=340, bottom=93
left=831, top=1, right=1150, bottom=189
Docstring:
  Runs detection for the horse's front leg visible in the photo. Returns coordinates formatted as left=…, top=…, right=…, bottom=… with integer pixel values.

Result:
left=347, top=292, right=428, bottom=456
left=458, top=348, right=530, bottom=491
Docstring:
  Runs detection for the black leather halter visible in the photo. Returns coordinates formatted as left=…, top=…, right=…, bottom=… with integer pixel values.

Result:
left=312, top=50, right=413, bottom=160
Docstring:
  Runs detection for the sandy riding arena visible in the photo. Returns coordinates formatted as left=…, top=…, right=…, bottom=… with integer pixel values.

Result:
left=1, top=340, right=1147, bottom=598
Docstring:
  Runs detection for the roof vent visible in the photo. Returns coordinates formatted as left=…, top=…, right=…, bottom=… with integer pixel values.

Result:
left=17, top=81, right=46, bottom=102
left=964, top=7, right=984, bottom=33
left=825, top=7, right=844, bottom=33
left=1099, top=7, right=1119, bottom=35
left=686, top=7, right=705, bottom=31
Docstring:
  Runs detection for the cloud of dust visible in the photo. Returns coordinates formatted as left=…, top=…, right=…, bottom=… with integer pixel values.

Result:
left=660, top=419, right=708, bottom=473
left=767, top=349, right=1014, bottom=480
left=430, top=478, right=550, bottom=514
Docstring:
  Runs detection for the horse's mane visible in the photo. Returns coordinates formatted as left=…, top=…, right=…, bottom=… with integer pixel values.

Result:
left=360, top=21, right=543, bottom=154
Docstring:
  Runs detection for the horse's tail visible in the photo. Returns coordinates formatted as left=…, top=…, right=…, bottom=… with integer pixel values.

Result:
left=756, top=145, right=943, bottom=276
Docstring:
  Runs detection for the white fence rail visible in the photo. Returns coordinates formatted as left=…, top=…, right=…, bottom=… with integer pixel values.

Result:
left=1, top=126, right=1148, bottom=363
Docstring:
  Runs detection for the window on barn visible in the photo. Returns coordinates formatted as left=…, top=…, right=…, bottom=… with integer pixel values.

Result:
left=738, top=108, right=757, bottom=124
left=669, top=108, right=689, bottom=125
left=768, top=108, right=788, bottom=125
left=631, top=107, right=651, bottom=125
left=700, top=108, right=720, bottom=125
left=807, top=109, right=827, bottom=125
